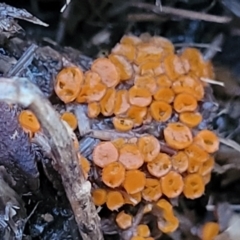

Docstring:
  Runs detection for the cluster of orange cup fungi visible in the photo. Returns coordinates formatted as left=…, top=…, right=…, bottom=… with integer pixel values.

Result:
left=54, top=34, right=214, bottom=132
left=91, top=128, right=218, bottom=235
left=17, top=34, right=219, bottom=237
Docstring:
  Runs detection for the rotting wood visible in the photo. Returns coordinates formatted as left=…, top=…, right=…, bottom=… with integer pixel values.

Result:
left=0, top=77, right=103, bottom=240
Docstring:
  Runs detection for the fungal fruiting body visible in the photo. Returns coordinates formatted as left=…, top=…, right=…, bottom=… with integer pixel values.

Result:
left=52, top=34, right=219, bottom=237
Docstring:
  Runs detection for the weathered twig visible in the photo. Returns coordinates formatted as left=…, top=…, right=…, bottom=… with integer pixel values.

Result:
left=0, top=77, right=103, bottom=240
left=131, top=2, right=232, bottom=23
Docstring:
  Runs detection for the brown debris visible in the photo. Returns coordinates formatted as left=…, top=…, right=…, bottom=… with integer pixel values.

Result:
left=0, top=77, right=103, bottom=240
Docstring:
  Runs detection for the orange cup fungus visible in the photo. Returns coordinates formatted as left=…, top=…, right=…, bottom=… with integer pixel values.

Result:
left=136, top=224, right=151, bottom=238
left=156, top=199, right=179, bottom=233
left=119, top=144, right=144, bottom=170
left=183, top=173, right=205, bottom=199
left=201, top=222, right=219, bottom=240
left=54, top=66, right=83, bottom=103
left=137, top=135, right=160, bottom=162
left=102, top=162, right=125, bottom=188
left=92, top=188, right=107, bottom=206
left=123, top=170, right=146, bottom=194
left=142, top=178, right=162, bottom=202
left=93, top=141, right=119, bottom=168
left=18, top=110, right=41, bottom=134
left=106, top=191, right=124, bottom=211
left=164, top=122, right=193, bottom=150
left=160, top=171, right=184, bottom=198
left=60, top=111, right=78, bottom=131
left=116, top=211, right=133, bottom=229
left=52, top=34, right=219, bottom=236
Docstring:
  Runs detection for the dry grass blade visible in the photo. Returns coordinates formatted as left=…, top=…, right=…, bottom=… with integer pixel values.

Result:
left=219, top=138, right=240, bottom=153
left=131, top=2, right=232, bottom=23
left=0, top=77, right=103, bottom=240
left=200, top=77, right=225, bottom=86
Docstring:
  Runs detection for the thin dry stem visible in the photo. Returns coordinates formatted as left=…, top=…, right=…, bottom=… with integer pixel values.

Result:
left=220, top=138, right=240, bottom=153
left=200, top=77, right=225, bottom=86
left=131, top=2, right=232, bottom=23
left=0, top=77, right=103, bottom=240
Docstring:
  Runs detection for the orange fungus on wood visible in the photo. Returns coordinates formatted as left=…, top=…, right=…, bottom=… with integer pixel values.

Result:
left=123, top=170, right=146, bottom=194
left=116, top=211, right=133, bottom=229
left=87, top=102, right=100, bottom=118
left=150, top=101, right=172, bottom=122
left=61, top=112, right=78, bottom=130
left=142, top=178, right=162, bottom=202
left=171, top=151, right=189, bottom=173
left=173, top=93, right=198, bottom=113
left=160, top=171, right=184, bottom=198
left=19, top=110, right=41, bottom=133
left=114, top=90, right=130, bottom=116
left=163, top=122, right=193, bottom=149
left=102, top=162, right=125, bottom=188
left=129, top=86, right=152, bottom=107
left=93, top=141, right=119, bottom=168
left=106, top=191, right=124, bottom=211
left=100, top=88, right=116, bottom=116
left=113, top=117, right=134, bottom=132
left=183, top=173, right=205, bottom=199
left=92, top=188, right=107, bottom=206
left=194, top=130, right=219, bottom=153
left=147, top=153, right=172, bottom=178
left=179, top=112, right=202, bottom=128
left=91, top=58, right=120, bottom=87
left=137, top=135, right=161, bottom=162
left=119, top=144, right=144, bottom=170
left=54, top=66, right=83, bottom=103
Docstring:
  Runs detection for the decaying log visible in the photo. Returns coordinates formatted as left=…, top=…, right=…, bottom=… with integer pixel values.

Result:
left=0, top=77, right=103, bottom=240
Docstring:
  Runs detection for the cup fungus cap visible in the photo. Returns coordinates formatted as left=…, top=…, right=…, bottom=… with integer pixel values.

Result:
left=184, top=144, right=209, bottom=163
left=129, top=86, right=152, bottom=107
left=108, top=54, right=133, bottom=81
left=142, top=178, right=162, bottom=202
left=102, top=162, right=125, bottom=188
left=113, top=117, right=134, bottom=132
left=123, top=170, right=146, bottom=194
left=163, top=54, right=186, bottom=80
left=136, top=224, right=150, bottom=237
left=153, top=88, right=175, bottom=103
left=116, top=211, right=133, bottom=230
left=160, top=171, right=184, bottom=198
left=150, top=101, right=172, bottom=122
left=173, top=93, right=198, bottom=113
left=92, top=188, right=107, bottom=206
left=91, top=58, right=120, bottom=87
left=134, top=74, right=157, bottom=94
left=183, top=173, right=205, bottom=199
left=163, top=122, right=193, bottom=150
left=171, top=151, right=189, bottom=173
left=201, top=222, right=219, bottom=240
left=114, top=90, right=130, bottom=116
left=139, top=61, right=164, bottom=76
left=87, top=102, right=100, bottom=118
left=61, top=111, right=78, bottom=131
left=106, top=191, right=124, bottom=211
left=194, top=130, right=219, bottom=153
left=157, top=214, right=179, bottom=233
left=93, top=141, right=119, bottom=168
left=137, top=135, right=161, bottom=162
left=119, top=144, right=144, bottom=170
left=54, top=66, right=84, bottom=103
left=147, top=153, right=172, bottom=178
left=179, top=112, right=202, bottom=128
left=18, top=110, right=41, bottom=133
left=100, top=88, right=116, bottom=116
